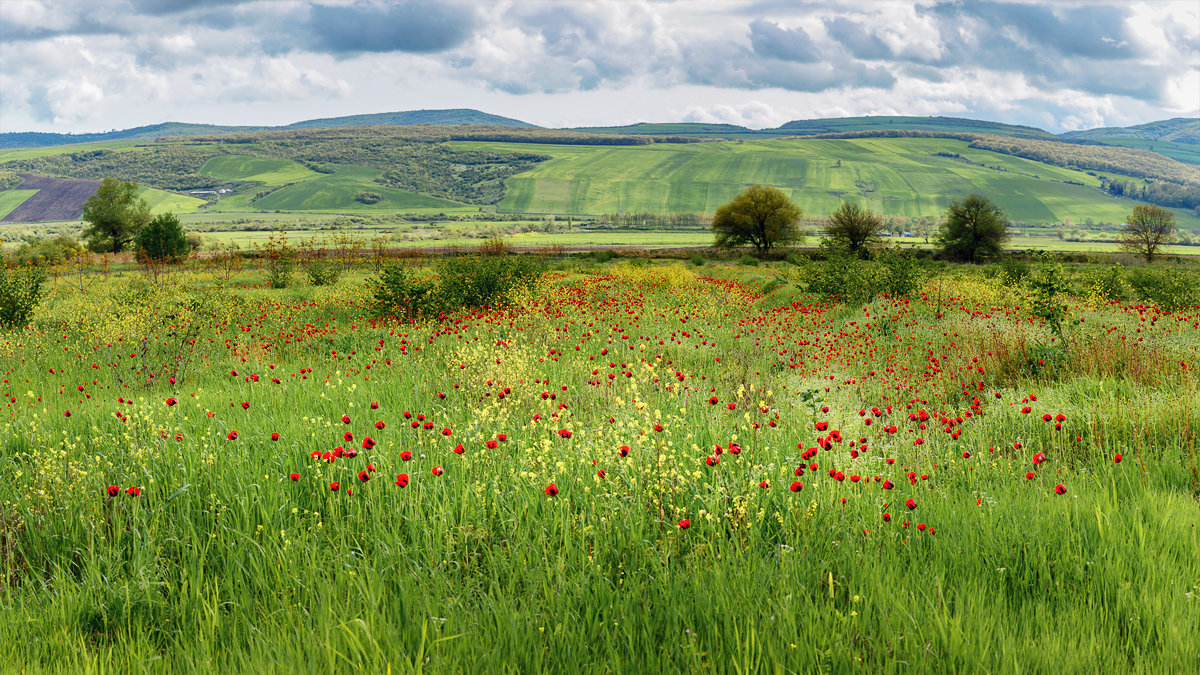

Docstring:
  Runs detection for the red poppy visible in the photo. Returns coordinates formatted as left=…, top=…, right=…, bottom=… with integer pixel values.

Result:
left=883, top=513, right=891, bottom=522
left=344, top=432, right=354, bottom=443
left=375, top=421, right=386, bottom=430
left=358, top=470, right=370, bottom=482
left=790, top=481, right=803, bottom=492
left=905, top=498, right=916, bottom=510
left=706, top=455, right=719, bottom=467
left=241, top=402, right=250, bottom=410
left=597, top=469, right=607, bottom=478
left=370, top=402, right=379, bottom=409
left=678, top=519, right=690, bottom=529
left=454, top=443, right=465, bottom=454
left=1032, top=452, right=1046, bottom=464
left=227, top=430, right=238, bottom=441
left=544, top=483, right=558, bottom=496
left=166, top=397, right=177, bottom=406
left=1054, top=484, right=1066, bottom=495
left=883, top=480, right=894, bottom=490
left=917, top=523, right=927, bottom=531
left=271, top=432, right=281, bottom=441
left=759, top=480, right=769, bottom=489
left=618, top=445, right=630, bottom=457
left=400, top=450, right=412, bottom=461
left=1025, top=472, right=1036, bottom=480
left=125, top=486, right=141, bottom=496
left=106, top=485, right=119, bottom=497
left=432, top=466, right=444, bottom=476
left=329, top=481, right=339, bottom=491
left=559, top=429, right=573, bottom=439
left=395, top=473, right=409, bottom=487
left=341, top=415, right=351, bottom=424
left=289, top=473, right=299, bottom=481
left=709, top=396, right=719, bottom=405
left=442, top=427, right=452, bottom=436
left=1113, top=454, right=1123, bottom=463
left=362, top=437, right=375, bottom=450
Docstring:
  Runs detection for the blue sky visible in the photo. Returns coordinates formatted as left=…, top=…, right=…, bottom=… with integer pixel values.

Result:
left=1, top=0, right=1197, bottom=134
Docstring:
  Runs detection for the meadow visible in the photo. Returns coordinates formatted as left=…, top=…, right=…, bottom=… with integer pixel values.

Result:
left=1, top=249, right=1198, bottom=673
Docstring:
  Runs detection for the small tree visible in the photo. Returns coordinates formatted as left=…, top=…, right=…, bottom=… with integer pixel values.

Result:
left=1120, top=205, right=1176, bottom=263
left=826, top=200, right=882, bottom=256
left=80, top=178, right=151, bottom=253
left=711, top=184, right=803, bottom=256
left=935, top=194, right=1009, bottom=263
left=134, top=212, right=189, bottom=264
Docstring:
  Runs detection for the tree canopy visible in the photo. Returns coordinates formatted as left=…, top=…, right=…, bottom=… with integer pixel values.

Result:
left=134, top=212, right=189, bottom=263
left=711, top=184, right=802, bottom=256
left=80, top=178, right=151, bottom=254
left=1119, top=205, right=1176, bottom=263
left=826, top=200, right=883, bottom=256
left=935, top=194, right=1009, bottom=263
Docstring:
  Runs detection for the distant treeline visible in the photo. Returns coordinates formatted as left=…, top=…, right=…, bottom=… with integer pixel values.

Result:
left=181, top=125, right=710, bottom=146
left=1100, top=177, right=1200, bottom=211
left=0, top=145, right=229, bottom=191
left=595, top=212, right=709, bottom=229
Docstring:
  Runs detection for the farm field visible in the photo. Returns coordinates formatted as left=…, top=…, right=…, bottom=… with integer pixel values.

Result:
left=1, top=253, right=1198, bottom=673
left=452, top=138, right=1200, bottom=227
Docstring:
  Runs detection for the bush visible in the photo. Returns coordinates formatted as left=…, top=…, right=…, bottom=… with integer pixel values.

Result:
left=306, top=260, right=340, bottom=287
left=134, top=212, right=189, bottom=263
left=14, top=235, right=81, bottom=266
left=1127, top=267, right=1198, bottom=311
left=738, top=254, right=760, bottom=267
left=0, top=263, right=47, bottom=328
left=689, top=253, right=706, bottom=267
left=998, top=257, right=1031, bottom=287
left=1081, top=266, right=1128, bottom=303
left=873, top=247, right=925, bottom=299
left=801, top=242, right=872, bottom=304
left=354, top=192, right=383, bottom=204
left=372, top=254, right=545, bottom=319
left=592, top=249, right=618, bottom=263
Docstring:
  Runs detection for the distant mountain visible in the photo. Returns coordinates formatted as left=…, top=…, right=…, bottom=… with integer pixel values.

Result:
left=0, top=109, right=537, bottom=149
left=282, top=108, right=538, bottom=130
left=776, top=116, right=1058, bottom=139
left=1061, top=118, right=1200, bottom=144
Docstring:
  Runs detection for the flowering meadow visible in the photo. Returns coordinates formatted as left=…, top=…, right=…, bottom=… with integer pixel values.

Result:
left=1, top=255, right=1199, bottom=673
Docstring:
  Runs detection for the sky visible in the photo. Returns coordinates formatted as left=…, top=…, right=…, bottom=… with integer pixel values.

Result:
left=1, top=0, right=1197, bottom=135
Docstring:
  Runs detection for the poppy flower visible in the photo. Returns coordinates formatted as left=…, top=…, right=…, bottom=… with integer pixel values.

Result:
left=596, top=469, right=607, bottom=478
left=1054, top=484, right=1066, bottom=495
left=709, top=396, right=719, bottom=405
left=241, top=402, right=250, bottom=410
left=375, top=421, right=386, bottom=430
left=271, top=432, right=281, bottom=441
left=559, top=429, right=573, bottom=439
left=882, top=480, right=894, bottom=490
left=678, top=519, right=690, bottom=529
left=759, top=480, right=769, bottom=489
left=370, top=402, right=379, bottom=409
left=362, top=437, right=375, bottom=450
left=400, top=450, right=412, bottom=461
left=227, top=430, right=238, bottom=441
left=106, top=485, right=119, bottom=497
left=1032, top=452, right=1046, bottom=465
left=442, top=427, right=452, bottom=436
left=125, top=486, right=141, bottom=496
left=706, top=455, right=719, bottom=467
left=618, top=445, right=630, bottom=457
left=166, top=397, right=177, bottom=407
left=432, top=466, right=444, bottom=476
left=341, top=415, right=351, bottom=424
left=917, top=523, right=927, bottom=531
left=728, top=443, right=741, bottom=455
left=329, top=482, right=339, bottom=492
left=454, top=443, right=465, bottom=454
left=905, top=498, right=916, bottom=510
left=790, top=481, right=803, bottom=492
left=358, top=470, right=370, bottom=482
left=544, top=483, right=558, bottom=496
left=289, top=473, right=299, bottom=481
left=1113, top=454, right=1122, bottom=463
left=654, top=424, right=663, bottom=432
left=395, top=473, right=409, bottom=487
left=882, top=513, right=891, bottom=522
left=1025, top=472, right=1036, bottom=480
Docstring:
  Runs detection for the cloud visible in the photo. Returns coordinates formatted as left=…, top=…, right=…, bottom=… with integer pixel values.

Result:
left=308, top=1, right=479, bottom=54
left=748, top=19, right=820, bottom=62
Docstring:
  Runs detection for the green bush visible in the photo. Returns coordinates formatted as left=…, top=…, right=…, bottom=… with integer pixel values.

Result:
left=306, top=260, right=340, bottom=287
left=134, top=212, right=189, bottom=263
left=372, top=254, right=545, bottom=319
left=802, top=242, right=873, bottom=304
left=873, top=247, right=925, bottom=299
left=0, top=263, right=47, bottom=328
left=998, top=257, right=1031, bottom=287
left=592, top=249, right=618, bottom=263
left=1127, top=267, right=1198, bottom=311
left=689, top=253, right=706, bottom=267
left=1081, top=266, right=1128, bottom=303
left=14, top=235, right=81, bottom=266
left=738, top=254, right=760, bottom=267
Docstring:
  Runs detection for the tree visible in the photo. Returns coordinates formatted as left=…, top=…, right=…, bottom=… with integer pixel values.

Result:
left=935, top=194, right=1009, bottom=263
left=711, top=184, right=802, bottom=256
left=80, top=178, right=151, bottom=253
left=1120, top=205, right=1176, bottom=263
left=826, top=200, right=882, bottom=256
left=134, top=212, right=189, bottom=263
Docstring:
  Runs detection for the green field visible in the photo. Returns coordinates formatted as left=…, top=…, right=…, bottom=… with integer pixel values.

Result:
left=139, top=187, right=206, bottom=214
left=452, top=138, right=1199, bottom=226
left=0, top=189, right=37, bottom=219
left=0, top=140, right=148, bottom=162
left=200, top=155, right=322, bottom=184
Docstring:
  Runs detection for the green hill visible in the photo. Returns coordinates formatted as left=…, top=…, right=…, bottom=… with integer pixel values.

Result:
left=778, top=116, right=1058, bottom=139
left=241, top=165, right=464, bottom=213
left=1059, top=118, right=1200, bottom=165
left=452, top=137, right=1200, bottom=226
left=282, top=108, right=537, bottom=130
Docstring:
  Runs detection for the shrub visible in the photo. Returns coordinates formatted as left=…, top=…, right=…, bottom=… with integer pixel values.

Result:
left=14, top=235, right=81, bottom=266
left=689, top=253, right=706, bottom=267
left=0, top=263, right=47, bottom=328
left=738, top=254, right=760, bottom=267
left=1127, top=267, right=1198, bottom=311
left=593, top=249, right=618, bottom=263
left=354, top=192, right=383, bottom=204
left=134, top=212, right=189, bottom=263
left=873, top=247, right=925, bottom=299
left=371, top=264, right=438, bottom=320
left=998, top=257, right=1031, bottom=287
left=801, top=242, right=873, bottom=304
left=1081, top=266, right=1128, bottom=303
left=372, top=254, right=545, bottom=319
left=306, top=260, right=340, bottom=287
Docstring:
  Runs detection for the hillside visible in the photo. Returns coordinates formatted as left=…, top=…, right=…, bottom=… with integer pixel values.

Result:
left=0, top=108, right=538, bottom=150
left=1062, top=118, right=1200, bottom=144
left=777, top=116, right=1058, bottom=139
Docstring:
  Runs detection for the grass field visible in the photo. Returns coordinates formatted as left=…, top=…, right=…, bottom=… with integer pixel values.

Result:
left=200, top=155, right=322, bottom=184
left=452, top=137, right=1200, bottom=227
left=139, top=187, right=206, bottom=214
left=0, top=140, right=148, bottom=162
left=1, top=254, right=1198, bottom=673
left=0, top=189, right=37, bottom=220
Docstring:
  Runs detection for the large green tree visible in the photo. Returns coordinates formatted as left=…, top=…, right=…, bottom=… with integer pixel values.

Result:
left=134, top=212, right=189, bottom=263
left=826, top=200, right=883, bottom=256
left=935, top=194, right=1009, bottom=263
left=1119, top=205, right=1176, bottom=263
left=80, top=178, right=151, bottom=253
left=711, top=184, right=803, bottom=256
